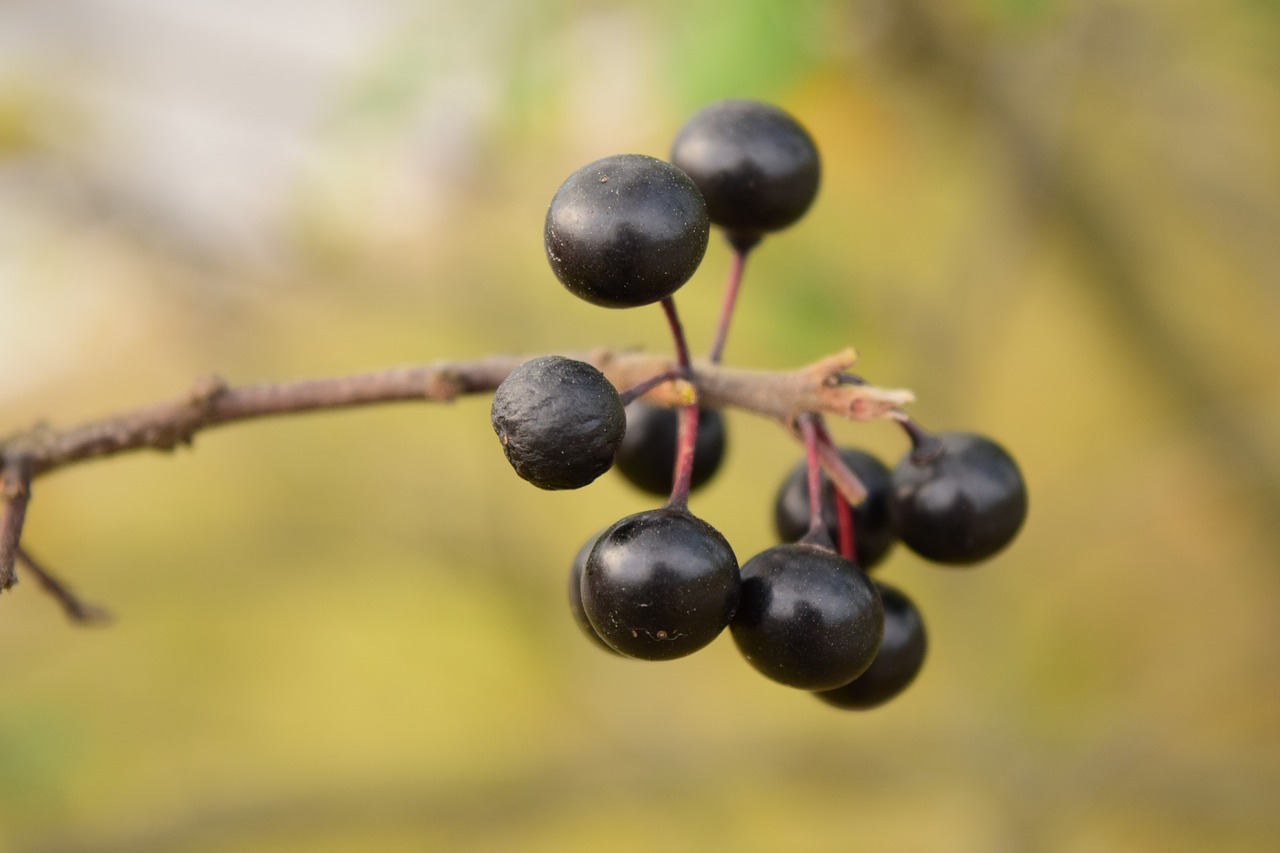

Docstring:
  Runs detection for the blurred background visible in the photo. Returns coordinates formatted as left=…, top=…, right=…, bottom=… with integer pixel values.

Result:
left=2, top=0, right=1278, bottom=850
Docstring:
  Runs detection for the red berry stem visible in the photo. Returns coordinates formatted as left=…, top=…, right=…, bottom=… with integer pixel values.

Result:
left=804, top=416, right=868, bottom=507
left=707, top=241, right=755, bottom=365
left=619, top=369, right=685, bottom=405
left=808, top=417, right=860, bottom=560
left=834, top=489, right=857, bottom=563
left=797, top=413, right=834, bottom=550
left=667, top=404, right=701, bottom=511
left=660, top=296, right=698, bottom=510
left=810, top=416, right=858, bottom=561
left=802, top=414, right=826, bottom=533
left=661, top=296, right=693, bottom=378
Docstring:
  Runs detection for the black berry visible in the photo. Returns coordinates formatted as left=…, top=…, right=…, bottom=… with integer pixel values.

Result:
left=670, top=100, right=820, bottom=243
left=614, top=403, right=726, bottom=496
left=544, top=154, right=710, bottom=308
left=730, top=543, right=883, bottom=691
left=814, top=582, right=926, bottom=710
left=568, top=531, right=621, bottom=655
left=582, top=507, right=739, bottom=661
left=490, top=355, right=625, bottom=490
left=773, top=447, right=896, bottom=569
left=890, top=431, right=1028, bottom=564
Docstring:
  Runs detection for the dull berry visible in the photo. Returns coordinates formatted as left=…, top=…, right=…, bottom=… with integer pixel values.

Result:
left=490, top=355, right=625, bottom=490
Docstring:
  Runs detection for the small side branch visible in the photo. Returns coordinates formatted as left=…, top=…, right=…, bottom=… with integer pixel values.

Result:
left=689, top=348, right=914, bottom=424
left=16, top=547, right=111, bottom=624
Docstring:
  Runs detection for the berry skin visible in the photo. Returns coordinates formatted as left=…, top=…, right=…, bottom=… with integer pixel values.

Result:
left=773, top=447, right=896, bottom=569
left=890, top=431, right=1028, bottom=565
left=730, top=543, right=883, bottom=691
left=490, top=355, right=625, bottom=490
left=614, top=403, right=726, bottom=496
left=544, top=154, right=710, bottom=308
left=582, top=507, right=739, bottom=661
left=568, top=532, right=621, bottom=655
left=670, top=100, right=820, bottom=242
left=814, top=582, right=926, bottom=710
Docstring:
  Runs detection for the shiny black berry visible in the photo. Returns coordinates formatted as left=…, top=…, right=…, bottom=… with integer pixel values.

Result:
left=773, top=447, right=896, bottom=569
left=670, top=100, right=820, bottom=243
left=730, top=543, right=883, bottom=691
left=582, top=507, right=739, bottom=661
left=814, top=582, right=926, bottom=710
left=890, top=431, right=1028, bottom=564
left=614, top=403, right=726, bottom=496
left=490, top=356, right=625, bottom=490
left=567, top=531, right=620, bottom=655
left=544, top=154, right=710, bottom=308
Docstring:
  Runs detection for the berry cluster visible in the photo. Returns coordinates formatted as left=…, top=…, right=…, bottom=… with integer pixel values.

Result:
left=491, top=100, right=1027, bottom=711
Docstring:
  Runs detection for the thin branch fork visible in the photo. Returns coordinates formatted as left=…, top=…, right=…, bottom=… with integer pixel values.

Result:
left=0, top=346, right=912, bottom=611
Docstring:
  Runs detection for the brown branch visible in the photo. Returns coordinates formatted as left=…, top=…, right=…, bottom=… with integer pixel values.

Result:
left=1, top=347, right=913, bottom=484
left=15, top=547, right=112, bottom=624
left=0, top=346, right=912, bottom=610
left=1, top=456, right=33, bottom=590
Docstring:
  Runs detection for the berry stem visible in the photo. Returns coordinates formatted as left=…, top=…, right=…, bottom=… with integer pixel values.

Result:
left=707, top=241, right=755, bottom=364
left=660, top=296, right=699, bottom=510
left=803, top=416, right=868, bottom=506
left=619, top=369, right=685, bottom=405
left=798, top=413, right=831, bottom=546
left=895, top=414, right=944, bottom=464
left=667, top=404, right=700, bottom=511
left=811, top=413, right=860, bottom=562
left=834, top=489, right=857, bottom=563
left=661, top=297, right=693, bottom=378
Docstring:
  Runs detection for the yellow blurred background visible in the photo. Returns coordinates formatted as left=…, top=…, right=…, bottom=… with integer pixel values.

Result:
left=3, top=1, right=1278, bottom=850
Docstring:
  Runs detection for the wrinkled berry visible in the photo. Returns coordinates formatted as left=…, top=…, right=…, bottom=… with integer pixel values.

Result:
left=490, top=356, right=625, bottom=490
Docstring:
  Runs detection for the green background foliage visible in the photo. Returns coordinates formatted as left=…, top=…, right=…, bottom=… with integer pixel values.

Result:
left=3, top=0, right=1279, bottom=849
